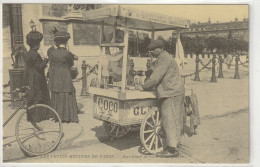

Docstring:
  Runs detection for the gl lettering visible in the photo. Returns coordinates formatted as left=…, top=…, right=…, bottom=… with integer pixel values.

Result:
left=134, top=107, right=148, bottom=115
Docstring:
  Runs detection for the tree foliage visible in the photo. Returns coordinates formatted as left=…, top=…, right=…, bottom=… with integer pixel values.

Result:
left=128, top=32, right=248, bottom=57
left=179, top=34, right=248, bottom=54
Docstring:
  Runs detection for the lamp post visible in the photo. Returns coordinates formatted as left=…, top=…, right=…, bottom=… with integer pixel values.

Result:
left=29, top=20, right=36, bottom=31
left=8, top=4, right=27, bottom=107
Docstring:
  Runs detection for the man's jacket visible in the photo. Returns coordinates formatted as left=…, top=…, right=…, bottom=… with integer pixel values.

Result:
left=143, top=50, right=185, bottom=98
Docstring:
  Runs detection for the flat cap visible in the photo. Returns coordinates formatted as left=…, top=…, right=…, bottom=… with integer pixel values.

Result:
left=147, top=40, right=164, bottom=50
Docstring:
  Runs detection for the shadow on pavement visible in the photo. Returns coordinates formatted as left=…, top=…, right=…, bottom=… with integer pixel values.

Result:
left=93, top=128, right=141, bottom=151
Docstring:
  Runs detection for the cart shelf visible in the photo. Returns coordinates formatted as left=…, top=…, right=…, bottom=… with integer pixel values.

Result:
left=88, top=87, right=156, bottom=101
left=100, top=43, right=125, bottom=47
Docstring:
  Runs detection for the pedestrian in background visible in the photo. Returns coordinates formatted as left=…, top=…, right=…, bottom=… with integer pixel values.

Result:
left=136, top=40, right=185, bottom=157
left=23, top=30, right=50, bottom=121
left=47, top=31, right=79, bottom=123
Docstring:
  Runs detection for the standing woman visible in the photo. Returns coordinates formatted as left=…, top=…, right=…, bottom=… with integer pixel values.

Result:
left=48, top=31, right=79, bottom=123
left=24, top=30, right=50, bottom=121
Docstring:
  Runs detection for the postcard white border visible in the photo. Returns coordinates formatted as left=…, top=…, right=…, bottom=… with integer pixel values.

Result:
left=0, top=0, right=259, bottom=167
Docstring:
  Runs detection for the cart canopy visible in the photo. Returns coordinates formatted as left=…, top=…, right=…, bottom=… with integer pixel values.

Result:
left=82, top=5, right=190, bottom=31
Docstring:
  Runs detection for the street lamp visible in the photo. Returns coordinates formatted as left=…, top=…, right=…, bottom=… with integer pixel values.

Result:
left=29, top=20, right=36, bottom=31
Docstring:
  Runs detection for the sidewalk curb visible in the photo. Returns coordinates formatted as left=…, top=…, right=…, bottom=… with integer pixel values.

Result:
left=202, top=108, right=248, bottom=120
left=58, top=124, right=84, bottom=150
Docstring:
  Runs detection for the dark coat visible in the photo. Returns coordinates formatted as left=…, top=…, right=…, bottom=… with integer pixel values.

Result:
left=47, top=46, right=75, bottom=92
left=23, top=49, right=50, bottom=104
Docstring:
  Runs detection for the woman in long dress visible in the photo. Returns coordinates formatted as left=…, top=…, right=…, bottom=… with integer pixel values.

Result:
left=47, top=31, right=79, bottom=123
left=23, top=30, right=50, bottom=121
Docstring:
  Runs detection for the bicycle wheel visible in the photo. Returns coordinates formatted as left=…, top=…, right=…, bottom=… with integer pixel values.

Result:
left=15, top=104, right=63, bottom=156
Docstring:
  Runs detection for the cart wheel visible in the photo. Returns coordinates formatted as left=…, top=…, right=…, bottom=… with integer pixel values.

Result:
left=103, top=121, right=131, bottom=139
left=140, top=109, right=164, bottom=154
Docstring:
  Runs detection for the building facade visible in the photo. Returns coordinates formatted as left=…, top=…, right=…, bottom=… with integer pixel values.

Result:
left=2, top=4, right=113, bottom=58
left=2, top=4, right=154, bottom=58
left=179, top=18, right=249, bottom=42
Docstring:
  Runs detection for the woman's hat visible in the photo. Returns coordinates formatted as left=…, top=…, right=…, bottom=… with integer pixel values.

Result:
left=147, top=40, right=164, bottom=50
left=54, top=31, right=70, bottom=41
left=26, top=31, right=43, bottom=47
left=50, top=27, right=70, bottom=42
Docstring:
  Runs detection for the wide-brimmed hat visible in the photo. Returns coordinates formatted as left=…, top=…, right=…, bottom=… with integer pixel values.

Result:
left=26, top=31, right=43, bottom=47
left=147, top=40, right=164, bottom=50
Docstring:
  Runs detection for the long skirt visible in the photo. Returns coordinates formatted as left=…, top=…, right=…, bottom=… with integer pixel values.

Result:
left=160, top=94, right=185, bottom=148
left=50, top=91, right=79, bottom=123
left=27, top=99, right=51, bottom=122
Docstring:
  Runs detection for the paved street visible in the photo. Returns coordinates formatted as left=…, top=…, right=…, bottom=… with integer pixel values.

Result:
left=9, top=108, right=249, bottom=163
left=2, top=57, right=249, bottom=163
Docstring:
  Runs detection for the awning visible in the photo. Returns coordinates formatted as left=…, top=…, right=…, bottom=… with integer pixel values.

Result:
left=81, top=5, right=190, bottom=31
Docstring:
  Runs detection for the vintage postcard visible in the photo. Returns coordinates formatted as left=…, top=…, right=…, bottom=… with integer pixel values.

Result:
left=1, top=4, right=249, bottom=164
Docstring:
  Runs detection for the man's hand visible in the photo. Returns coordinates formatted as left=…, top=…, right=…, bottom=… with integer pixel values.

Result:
left=135, top=84, right=144, bottom=91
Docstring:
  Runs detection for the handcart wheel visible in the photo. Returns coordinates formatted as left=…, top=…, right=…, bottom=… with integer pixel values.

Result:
left=140, top=109, right=164, bottom=154
left=103, top=121, right=131, bottom=139
left=15, top=104, right=63, bottom=156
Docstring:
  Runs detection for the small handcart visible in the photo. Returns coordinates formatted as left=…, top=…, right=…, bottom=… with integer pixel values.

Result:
left=82, top=5, right=197, bottom=154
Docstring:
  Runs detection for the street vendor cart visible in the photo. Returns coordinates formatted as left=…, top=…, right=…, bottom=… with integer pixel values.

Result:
left=84, top=5, right=193, bottom=154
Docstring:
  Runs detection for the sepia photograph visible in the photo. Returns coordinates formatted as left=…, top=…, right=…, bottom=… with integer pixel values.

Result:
left=1, top=3, right=250, bottom=164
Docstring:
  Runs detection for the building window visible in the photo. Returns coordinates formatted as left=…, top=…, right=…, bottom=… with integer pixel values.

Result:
left=42, top=21, right=67, bottom=46
left=73, top=23, right=100, bottom=45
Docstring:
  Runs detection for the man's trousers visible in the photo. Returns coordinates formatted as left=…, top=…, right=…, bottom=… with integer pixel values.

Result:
left=160, top=94, right=185, bottom=147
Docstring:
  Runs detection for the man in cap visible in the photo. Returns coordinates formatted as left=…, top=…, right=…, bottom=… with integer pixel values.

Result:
left=137, top=39, right=185, bottom=157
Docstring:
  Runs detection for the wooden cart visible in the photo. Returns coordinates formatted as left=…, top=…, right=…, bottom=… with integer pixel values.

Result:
left=84, top=5, right=192, bottom=154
